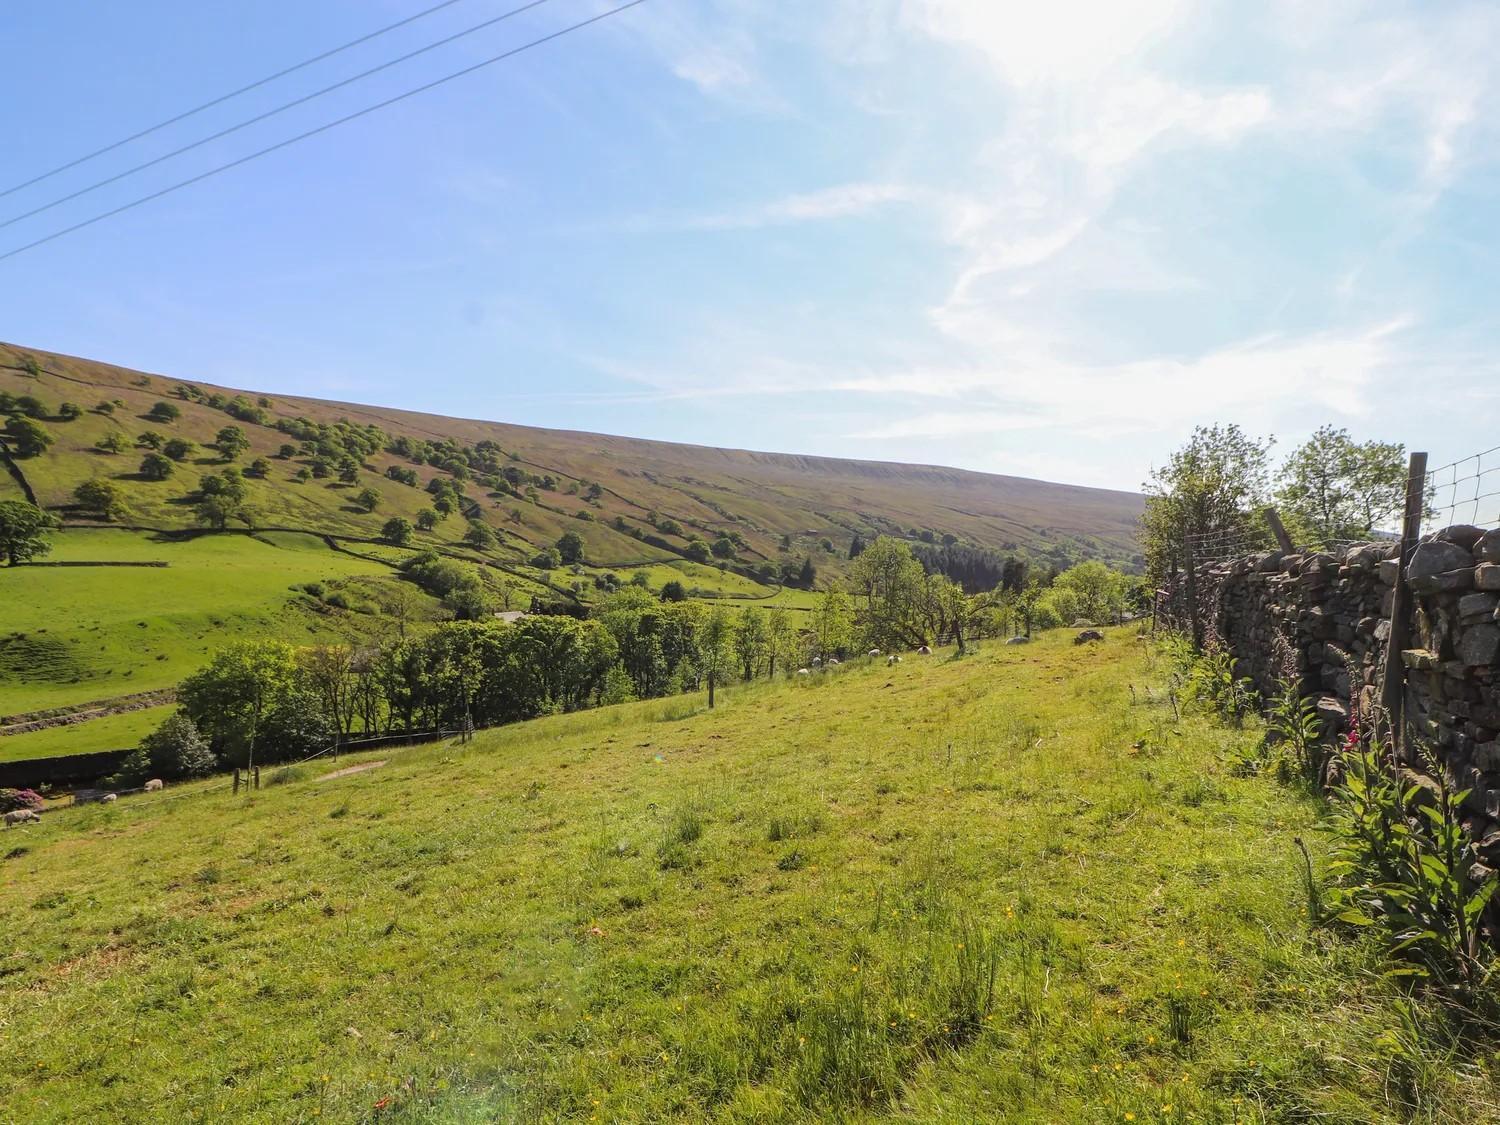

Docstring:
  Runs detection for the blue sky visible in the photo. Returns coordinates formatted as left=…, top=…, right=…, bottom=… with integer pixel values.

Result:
left=3, top=0, right=1498, bottom=493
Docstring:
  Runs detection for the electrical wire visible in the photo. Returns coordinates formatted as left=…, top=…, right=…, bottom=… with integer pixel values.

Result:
left=0, top=0, right=478, bottom=200
left=0, top=0, right=647, bottom=264
left=0, top=0, right=557, bottom=231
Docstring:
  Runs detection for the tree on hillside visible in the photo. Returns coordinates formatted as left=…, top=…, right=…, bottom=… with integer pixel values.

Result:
left=685, top=539, right=711, bottom=563
left=556, top=530, right=585, bottom=564
left=247, top=457, right=272, bottom=479
left=847, top=536, right=929, bottom=649
left=178, top=640, right=304, bottom=772
left=74, top=478, right=126, bottom=521
left=58, top=402, right=82, bottom=421
left=415, top=508, right=439, bottom=531
left=1052, top=560, right=1129, bottom=624
left=810, top=588, right=854, bottom=661
left=765, top=607, right=797, bottom=678
left=147, top=401, right=180, bottom=423
left=354, top=487, right=381, bottom=513
left=140, top=452, right=175, bottom=481
left=797, top=557, right=816, bottom=588
left=464, top=520, right=498, bottom=551
left=382, top=517, right=414, bottom=546
left=698, top=606, right=734, bottom=708
left=137, top=430, right=165, bottom=449
left=136, top=713, right=215, bottom=779
left=163, top=437, right=196, bottom=462
left=214, top=425, right=250, bottom=461
left=660, top=579, right=687, bottom=602
left=1141, top=423, right=1274, bottom=587
left=4, top=415, right=53, bottom=457
left=733, top=607, right=768, bottom=680
left=95, top=431, right=130, bottom=454
left=1275, top=425, right=1406, bottom=547
left=0, top=500, right=57, bottom=565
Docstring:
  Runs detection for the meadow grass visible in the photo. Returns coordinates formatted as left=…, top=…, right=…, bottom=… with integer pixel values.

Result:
left=0, top=704, right=175, bottom=762
left=0, top=529, right=428, bottom=714
left=2, top=631, right=1495, bottom=1121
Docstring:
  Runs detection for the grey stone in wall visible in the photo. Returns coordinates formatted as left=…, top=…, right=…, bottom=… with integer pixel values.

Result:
left=1175, top=525, right=1500, bottom=864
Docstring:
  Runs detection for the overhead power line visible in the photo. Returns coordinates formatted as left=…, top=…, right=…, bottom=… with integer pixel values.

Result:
left=0, top=0, right=557, bottom=231
left=1, top=0, right=478, bottom=201
left=0, top=0, right=648, bottom=264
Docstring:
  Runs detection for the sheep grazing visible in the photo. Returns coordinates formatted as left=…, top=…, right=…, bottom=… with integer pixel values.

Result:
left=796, top=668, right=811, bottom=676
left=828, top=657, right=840, bottom=666
left=3, top=809, right=40, bottom=827
left=145, top=779, right=164, bottom=792
left=100, top=793, right=118, bottom=803
left=886, top=654, right=902, bottom=666
left=868, top=649, right=881, bottom=658
left=810, top=656, right=822, bottom=667
left=917, top=645, right=932, bottom=656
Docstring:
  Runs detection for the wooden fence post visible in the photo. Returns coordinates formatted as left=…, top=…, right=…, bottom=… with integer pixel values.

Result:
left=1264, top=507, right=1295, bottom=553
left=1183, top=541, right=1203, bottom=650
left=233, top=768, right=240, bottom=795
left=1380, top=451, right=1428, bottom=751
left=253, top=766, right=261, bottom=791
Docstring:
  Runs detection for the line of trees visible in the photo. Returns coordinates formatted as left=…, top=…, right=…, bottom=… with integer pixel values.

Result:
left=123, top=536, right=1143, bottom=779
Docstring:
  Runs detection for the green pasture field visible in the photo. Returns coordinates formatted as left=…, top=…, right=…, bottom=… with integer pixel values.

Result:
left=3, top=630, right=1490, bottom=1122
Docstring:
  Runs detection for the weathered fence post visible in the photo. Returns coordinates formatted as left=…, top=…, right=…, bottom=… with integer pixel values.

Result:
left=233, top=768, right=241, bottom=795
left=1264, top=507, right=1295, bottom=553
left=253, top=766, right=261, bottom=791
left=1183, top=541, right=1203, bottom=650
left=1380, top=451, right=1428, bottom=751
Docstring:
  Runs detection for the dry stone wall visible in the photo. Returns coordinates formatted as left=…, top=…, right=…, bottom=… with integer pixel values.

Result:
left=1185, top=524, right=1500, bottom=845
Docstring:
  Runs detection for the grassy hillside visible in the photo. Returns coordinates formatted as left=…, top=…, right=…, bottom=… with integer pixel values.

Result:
left=3, top=632, right=1488, bottom=1122
left=0, top=528, right=445, bottom=716
left=0, top=341, right=1144, bottom=579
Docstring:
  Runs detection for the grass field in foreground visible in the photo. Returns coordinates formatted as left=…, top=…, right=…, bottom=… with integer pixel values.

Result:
left=2, top=631, right=1495, bottom=1122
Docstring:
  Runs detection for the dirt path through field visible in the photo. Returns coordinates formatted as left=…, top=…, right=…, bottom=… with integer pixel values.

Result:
left=316, top=760, right=387, bottom=782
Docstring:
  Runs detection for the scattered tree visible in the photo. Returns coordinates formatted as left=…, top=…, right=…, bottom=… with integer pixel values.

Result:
left=163, top=437, right=196, bottom=462
left=4, top=415, right=53, bottom=457
left=354, top=487, right=381, bottom=513
left=140, top=452, right=175, bottom=481
left=1275, top=425, right=1407, bottom=546
left=556, top=530, right=585, bottom=564
left=0, top=500, right=56, bottom=565
left=214, top=425, right=251, bottom=461
left=382, top=517, right=414, bottom=546
left=73, top=478, right=126, bottom=521
left=147, top=401, right=181, bottom=423
left=464, top=520, right=498, bottom=551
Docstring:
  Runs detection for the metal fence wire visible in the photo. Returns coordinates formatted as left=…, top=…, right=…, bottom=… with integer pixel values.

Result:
left=1424, top=444, right=1500, bottom=531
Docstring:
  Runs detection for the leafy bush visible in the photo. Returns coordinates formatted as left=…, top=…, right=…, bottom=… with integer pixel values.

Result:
left=139, top=713, right=216, bottom=779
left=1324, top=741, right=1498, bottom=1000
left=0, top=788, right=44, bottom=813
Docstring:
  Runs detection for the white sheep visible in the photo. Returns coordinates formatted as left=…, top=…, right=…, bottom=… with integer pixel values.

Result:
left=796, top=668, right=811, bottom=676
left=810, top=656, right=822, bottom=667
left=145, top=779, right=164, bottom=792
left=868, top=649, right=881, bottom=658
left=828, top=657, right=840, bottom=666
left=100, top=793, right=117, bottom=803
left=3, top=809, right=40, bottom=827
left=917, top=645, right=932, bottom=655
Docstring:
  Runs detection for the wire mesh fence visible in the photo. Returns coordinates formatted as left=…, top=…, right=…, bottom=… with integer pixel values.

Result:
left=1424, top=444, right=1500, bottom=531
